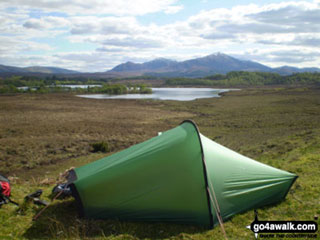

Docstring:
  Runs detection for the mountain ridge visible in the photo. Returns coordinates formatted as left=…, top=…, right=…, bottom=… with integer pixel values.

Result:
left=108, top=53, right=320, bottom=77
left=0, top=65, right=79, bottom=74
left=1, top=53, right=319, bottom=77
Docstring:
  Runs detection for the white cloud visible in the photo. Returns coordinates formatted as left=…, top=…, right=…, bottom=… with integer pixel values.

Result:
left=0, top=36, right=52, bottom=54
left=229, top=46, right=320, bottom=67
left=70, top=16, right=140, bottom=35
left=22, top=16, right=70, bottom=31
left=100, top=37, right=164, bottom=49
left=164, top=5, right=183, bottom=14
left=23, top=19, right=49, bottom=30
left=0, top=0, right=182, bottom=16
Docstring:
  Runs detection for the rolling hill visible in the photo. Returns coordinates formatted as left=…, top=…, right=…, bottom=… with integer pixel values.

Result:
left=0, top=65, right=79, bottom=74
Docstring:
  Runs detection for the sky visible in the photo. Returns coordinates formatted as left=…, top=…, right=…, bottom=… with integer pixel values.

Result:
left=0, top=0, right=320, bottom=72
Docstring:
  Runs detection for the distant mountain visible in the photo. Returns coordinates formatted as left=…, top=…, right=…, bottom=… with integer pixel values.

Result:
left=0, top=64, right=79, bottom=74
left=111, top=58, right=177, bottom=73
left=108, top=53, right=273, bottom=77
left=174, top=53, right=272, bottom=73
left=1, top=53, right=319, bottom=78
left=23, top=66, right=79, bottom=74
left=108, top=53, right=320, bottom=77
left=0, top=65, right=28, bottom=73
left=272, top=66, right=320, bottom=75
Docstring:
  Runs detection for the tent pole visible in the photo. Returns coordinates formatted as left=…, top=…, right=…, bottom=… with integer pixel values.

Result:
left=207, top=182, right=228, bottom=240
left=33, top=190, right=63, bottom=221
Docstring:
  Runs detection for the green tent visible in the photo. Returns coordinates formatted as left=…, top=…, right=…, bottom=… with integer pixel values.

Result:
left=68, top=120, right=297, bottom=228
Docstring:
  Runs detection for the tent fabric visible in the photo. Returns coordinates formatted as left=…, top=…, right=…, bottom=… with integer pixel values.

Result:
left=69, top=120, right=297, bottom=228
left=201, top=134, right=297, bottom=226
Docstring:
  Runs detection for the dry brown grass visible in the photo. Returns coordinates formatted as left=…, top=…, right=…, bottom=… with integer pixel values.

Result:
left=0, top=93, right=193, bottom=177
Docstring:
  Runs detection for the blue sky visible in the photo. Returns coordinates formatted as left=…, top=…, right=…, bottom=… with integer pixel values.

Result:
left=138, top=0, right=295, bottom=25
left=0, top=0, right=319, bottom=72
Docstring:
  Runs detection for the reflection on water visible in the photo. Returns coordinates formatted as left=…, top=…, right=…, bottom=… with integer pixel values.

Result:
left=57, top=84, right=102, bottom=88
left=77, top=88, right=234, bottom=101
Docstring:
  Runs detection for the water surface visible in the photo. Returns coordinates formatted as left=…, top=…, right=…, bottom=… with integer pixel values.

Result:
left=56, top=84, right=102, bottom=89
left=77, top=88, right=233, bottom=101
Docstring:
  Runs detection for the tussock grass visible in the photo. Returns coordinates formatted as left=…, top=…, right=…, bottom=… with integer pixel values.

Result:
left=91, top=141, right=110, bottom=153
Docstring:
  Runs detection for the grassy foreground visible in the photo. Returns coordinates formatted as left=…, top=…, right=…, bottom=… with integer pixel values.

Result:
left=0, top=87, right=319, bottom=239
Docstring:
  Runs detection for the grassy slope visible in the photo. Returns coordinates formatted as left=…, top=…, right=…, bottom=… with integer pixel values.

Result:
left=0, top=87, right=319, bottom=239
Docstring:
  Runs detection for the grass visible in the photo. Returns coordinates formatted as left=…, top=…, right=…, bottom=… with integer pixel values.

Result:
left=0, top=87, right=319, bottom=239
left=91, top=141, right=110, bottom=153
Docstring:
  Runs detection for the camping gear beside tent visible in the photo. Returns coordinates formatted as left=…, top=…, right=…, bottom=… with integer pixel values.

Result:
left=52, top=183, right=72, bottom=199
left=67, top=120, right=297, bottom=228
left=0, top=173, right=19, bottom=207
left=25, top=190, right=49, bottom=206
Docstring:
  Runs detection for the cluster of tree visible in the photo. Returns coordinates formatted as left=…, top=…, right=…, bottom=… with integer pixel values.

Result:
left=86, top=83, right=152, bottom=94
left=166, top=72, right=320, bottom=86
left=112, top=75, right=157, bottom=81
left=0, top=75, right=108, bottom=88
left=0, top=75, right=152, bottom=94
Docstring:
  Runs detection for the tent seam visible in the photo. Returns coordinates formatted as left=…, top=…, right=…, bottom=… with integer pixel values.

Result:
left=180, top=119, right=214, bottom=229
